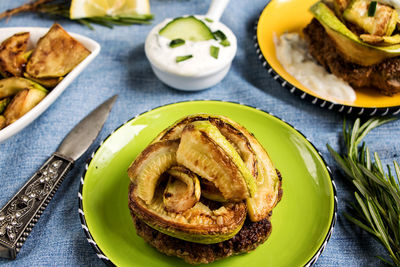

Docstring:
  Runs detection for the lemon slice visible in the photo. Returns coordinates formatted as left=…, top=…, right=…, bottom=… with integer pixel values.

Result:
left=70, top=0, right=150, bottom=19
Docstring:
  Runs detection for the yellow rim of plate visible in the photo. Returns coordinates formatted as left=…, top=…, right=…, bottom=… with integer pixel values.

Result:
left=257, top=0, right=400, bottom=109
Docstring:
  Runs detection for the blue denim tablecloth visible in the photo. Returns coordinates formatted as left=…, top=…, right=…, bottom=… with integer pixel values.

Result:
left=0, top=0, right=396, bottom=266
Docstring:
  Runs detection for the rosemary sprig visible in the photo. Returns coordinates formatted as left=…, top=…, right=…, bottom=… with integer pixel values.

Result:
left=327, top=117, right=400, bottom=266
left=0, top=0, right=153, bottom=29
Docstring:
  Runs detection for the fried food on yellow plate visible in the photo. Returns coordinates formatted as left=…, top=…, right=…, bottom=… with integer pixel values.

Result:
left=0, top=32, right=30, bottom=77
left=26, top=23, right=91, bottom=78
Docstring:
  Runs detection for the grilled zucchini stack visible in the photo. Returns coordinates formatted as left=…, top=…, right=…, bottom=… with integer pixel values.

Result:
left=128, top=114, right=282, bottom=264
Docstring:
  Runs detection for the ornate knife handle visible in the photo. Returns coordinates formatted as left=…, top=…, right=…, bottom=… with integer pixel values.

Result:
left=0, top=153, right=73, bottom=259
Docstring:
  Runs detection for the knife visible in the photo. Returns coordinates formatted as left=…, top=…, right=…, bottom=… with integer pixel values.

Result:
left=0, top=95, right=117, bottom=259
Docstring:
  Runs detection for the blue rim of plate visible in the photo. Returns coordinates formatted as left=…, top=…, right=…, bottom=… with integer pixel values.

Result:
left=78, top=100, right=338, bottom=266
left=253, top=3, right=400, bottom=117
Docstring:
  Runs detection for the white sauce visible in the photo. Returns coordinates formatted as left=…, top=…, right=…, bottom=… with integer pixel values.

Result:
left=145, top=15, right=237, bottom=77
left=274, top=32, right=356, bottom=103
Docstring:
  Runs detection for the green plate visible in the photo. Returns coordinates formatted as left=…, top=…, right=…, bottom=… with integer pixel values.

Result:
left=79, top=100, right=337, bottom=267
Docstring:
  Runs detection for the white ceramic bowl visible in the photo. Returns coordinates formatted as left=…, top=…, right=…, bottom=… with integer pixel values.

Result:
left=0, top=27, right=100, bottom=144
left=148, top=60, right=233, bottom=91
left=145, top=0, right=236, bottom=91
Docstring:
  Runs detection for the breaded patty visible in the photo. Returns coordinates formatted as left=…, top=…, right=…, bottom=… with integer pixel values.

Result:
left=303, top=19, right=400, bottom=96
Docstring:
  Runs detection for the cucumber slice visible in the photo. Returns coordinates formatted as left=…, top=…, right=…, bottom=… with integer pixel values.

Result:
left=159, top=16, right=214, bottom=42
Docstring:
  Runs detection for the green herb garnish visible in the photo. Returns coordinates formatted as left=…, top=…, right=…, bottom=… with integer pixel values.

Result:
left=220, top=39, right=231, bottom=47
left=327, top=117, right=400, bottom=266
left=176, top=55, right=193, bottom=63
left=205, top=18, right=213, bottom=23
left=368, top=1, right=377, bottom=17
left=169, top=39, right=185, bottom=48
left=213, top=30, right=227, bottom=41
left=210, top=45, right=220, bottom=59
left=213, top=30, right=230, bottom=47
left=0, top=0, right=154, bottom=30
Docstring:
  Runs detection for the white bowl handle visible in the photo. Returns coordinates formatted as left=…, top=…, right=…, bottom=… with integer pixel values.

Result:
left=206, top=0, right=230, bottom=22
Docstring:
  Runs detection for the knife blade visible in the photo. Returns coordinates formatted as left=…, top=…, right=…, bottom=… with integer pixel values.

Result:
left=0, top=95, right=117, bottom=259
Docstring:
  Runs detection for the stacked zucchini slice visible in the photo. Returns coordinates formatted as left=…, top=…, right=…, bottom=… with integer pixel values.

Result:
left=128, top=114, right=282, bottom=244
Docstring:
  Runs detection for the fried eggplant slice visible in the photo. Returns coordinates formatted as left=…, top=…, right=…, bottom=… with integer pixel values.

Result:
left=163, top=166, right=201, bottom=213
left=129, top=182, right=246, bottom=244
left=0, top=77, right=46, bottom=99
left=4, top=87, right=47, bottom=125
left=128, top=140, right=179, bottom=204
left=26, top=23, right=91, bottom=78
left=0, top=32, right=29, bottom=77
left=176, top=121, right=256, bottom=201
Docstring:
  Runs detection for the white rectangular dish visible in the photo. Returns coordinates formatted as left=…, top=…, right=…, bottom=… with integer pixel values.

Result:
left=0, top=27, right=101, bottom=143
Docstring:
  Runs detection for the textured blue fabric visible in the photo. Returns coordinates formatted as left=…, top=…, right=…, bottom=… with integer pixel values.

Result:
left=0, top=0, right=396, bottom=266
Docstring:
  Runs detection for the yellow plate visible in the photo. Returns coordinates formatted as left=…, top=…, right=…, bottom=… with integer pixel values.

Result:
left=256, top=0, right=400, bottom=115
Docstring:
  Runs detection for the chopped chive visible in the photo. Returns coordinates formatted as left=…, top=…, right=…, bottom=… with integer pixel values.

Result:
left=213, top=30, right=227, bottom=41
left=169, top=38, right=185, bottom=48
left=210, top=45, right=220, bottom=59
left=176, top=55, right=193, bottom=62
left=205, top=18, right=214, bottom=23
left=220, top=39, right=231, bottom=47
left=368, top=1, right=377, bottom=17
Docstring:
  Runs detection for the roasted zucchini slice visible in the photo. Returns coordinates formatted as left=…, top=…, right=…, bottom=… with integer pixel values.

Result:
left=0, top=77, right=46, bottom=99
left=128, top=140, right=179, bottom=204
left=3, top=87, right=47, bottom=125
left=343, top=0, right=397, bottom=37
left=310, top=1, right=400, bottom=66
left=26, top=23, right=91, bottom=78
left=153, top=114, right=258, bottom=179
left=129, top=182, right=246, bottom=244
left=128, top=113, right=282, bottom=247
left=177, top=121, right=256, bottom=201
left=24, top=72, right=63, bottom=88
left=0, top=32, right=29, bottom=77
left=200, top=178, right=227, bottom=202
left=244, top=135, right=281, bottom=222
left=217, top=115, right=282, bottom=221
left=154, top=114, right=281, bottom=221
left=163, top=166, right=201, bottom=213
